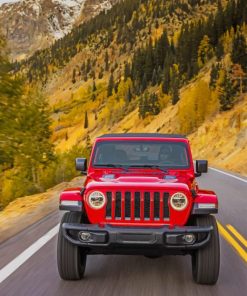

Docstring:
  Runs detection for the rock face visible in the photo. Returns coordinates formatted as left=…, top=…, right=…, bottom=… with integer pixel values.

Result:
left=0, top=0, right=117, bottom=60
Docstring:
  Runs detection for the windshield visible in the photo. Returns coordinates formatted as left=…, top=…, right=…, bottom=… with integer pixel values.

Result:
left=92, top=140, right=190, bottom=169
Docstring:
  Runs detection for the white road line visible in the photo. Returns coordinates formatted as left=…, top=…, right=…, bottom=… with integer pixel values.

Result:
left=209, top=167, right=247, bottom=183
left=0, top=224, right=59, bottom=284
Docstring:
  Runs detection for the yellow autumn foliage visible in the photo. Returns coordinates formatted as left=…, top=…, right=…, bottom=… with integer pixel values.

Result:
left=178, top=80, right=218, bottom=134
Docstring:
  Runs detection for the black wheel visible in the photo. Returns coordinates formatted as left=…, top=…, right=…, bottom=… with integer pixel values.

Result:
left=57, top=212, right=87, bottom=280
left=192, top=215, right=220, bottom=285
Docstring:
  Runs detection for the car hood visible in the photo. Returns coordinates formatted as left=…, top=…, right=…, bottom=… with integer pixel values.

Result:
left=85, top=172, right=193, bottom=192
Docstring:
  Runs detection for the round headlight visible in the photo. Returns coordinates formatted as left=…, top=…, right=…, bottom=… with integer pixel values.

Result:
left=170, top=192, right=188, bottom=211
left=88, top=191, right=106, bottom=209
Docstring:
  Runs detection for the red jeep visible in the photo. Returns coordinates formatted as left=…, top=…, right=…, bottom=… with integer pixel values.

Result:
left=57, top=134, right=220, bottom=285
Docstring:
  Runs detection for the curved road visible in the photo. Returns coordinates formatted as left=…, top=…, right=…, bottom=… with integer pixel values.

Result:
left=0, top=168, right=247, bottom=296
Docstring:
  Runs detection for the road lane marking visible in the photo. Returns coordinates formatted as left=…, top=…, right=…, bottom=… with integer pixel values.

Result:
left=0, top=224, right=59, bottom=284
left=226, top=224, right=247, bottom=248
left=217, top=221, right=247, bottom=263
left=209, top=167, right=247, bottom=183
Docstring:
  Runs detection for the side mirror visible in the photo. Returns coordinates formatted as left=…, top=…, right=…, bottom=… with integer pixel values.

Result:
left=75, top=158, right=87, bottom=173
left=195, top=160, right=208, bottom=177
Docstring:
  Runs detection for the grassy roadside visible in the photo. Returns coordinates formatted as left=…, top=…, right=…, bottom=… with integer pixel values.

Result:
left=0, top=177, right=84, bottom=243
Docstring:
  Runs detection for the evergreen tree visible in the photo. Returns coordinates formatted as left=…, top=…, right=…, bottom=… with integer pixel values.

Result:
left=215, top=40, right=224, bottom=61
left=150, top=93, right=160, bottom=115
left=138, top=95, right=145, bottom=119
left=124, top=62, right=131, bottom=81
left=144, top=40, right=154, bottom=82
left=84, top=111, right=89, bottom=129
left=157, top=66, right=163, bottom=84
left=231, top=31, right=247, bottom=72
left=141, top=73, right=147, bottom=93
left=151, top=68, right=157, bottom=86
left=17, top=90, right=54, bottom=186
left=92, top=80, right=97, bottom=92
left=107, top=73, right=114, bottom=97
left=219, top=72, right=236, bottom=111
left=171, top=83, right=180, bottom=105
left=125, top=87, right=132, bottom=103
left=197, top=35, right=213, bottom=67
left=0, top=36, right=24, bottom=165
left=154, top=30, right=169, bottom=68
left=210, top=63, right=220, bottom=89
left=72, top=68, right=76, bottom=84
left=104, top=50, right=109, bottom=72
left=86, top=59, right=91, bottom=73
left=170, top=65, right=180, bottom=105
left=162, top=67, right=170, bottom=94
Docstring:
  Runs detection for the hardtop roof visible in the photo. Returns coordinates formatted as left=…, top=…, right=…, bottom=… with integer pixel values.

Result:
left=98, top=133, right=186, bottom=139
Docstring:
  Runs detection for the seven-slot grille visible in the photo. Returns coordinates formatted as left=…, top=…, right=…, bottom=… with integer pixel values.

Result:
left=105, top=191, right=170, bottom=221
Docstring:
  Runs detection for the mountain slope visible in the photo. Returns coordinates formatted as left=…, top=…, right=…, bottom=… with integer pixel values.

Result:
left=42, top=0, right=246, bottom=152
left=0, top=0, right=117, bottom=60
left=1, top=0, right=247, bottom=210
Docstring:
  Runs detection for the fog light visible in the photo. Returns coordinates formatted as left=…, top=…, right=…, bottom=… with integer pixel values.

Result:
left=79, top=231, right=92, bottom=241
left=183, top=234, right=196, bottom=244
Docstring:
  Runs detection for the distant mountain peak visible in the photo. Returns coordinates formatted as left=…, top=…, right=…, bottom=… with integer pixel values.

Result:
left=0, top=0, right=116, bottom=60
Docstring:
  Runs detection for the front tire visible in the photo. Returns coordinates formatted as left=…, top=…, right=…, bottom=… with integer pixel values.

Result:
left=192, top=215, right=220, bottom=285
left=57, top=212, right=87, bottom=280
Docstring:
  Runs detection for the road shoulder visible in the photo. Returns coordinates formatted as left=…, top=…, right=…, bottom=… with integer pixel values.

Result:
left=0, top=177, right=83, bottom=244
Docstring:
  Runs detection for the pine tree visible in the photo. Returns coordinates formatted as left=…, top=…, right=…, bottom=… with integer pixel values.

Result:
left=157, top=66, right=162, bottom=85
left=138, top=95, right=145, bottom=119
left=84, top=111, right=89, bottom=129
left=141, top=73, right=147, bottom=93
left=107, top=73, right=114, bottom=97
left=197, top=35, right=213, bottom=67
left=104, top=50, right=109, bottom=72
left=172, top=83, right=180, bottom=105
left=151, top=68, right=157, bottom=86
left=231, top=31, right=247, bottom=72
left=215, top=40, right=224, bottom=61
left=162, top=67, right=170, bottom=94
left=86, top=59, right=91, bottom=73
left=170, top=65, right=180, bottom=105
left=92, top=80, right=97, bottom=92
left=154, top=30, right=169, bottom=68
left=150, top=93, right=160, bottom=115
left=210, top=63, right=220, bottom=89
left=72, top=68, right=76, bottom=84
left=0, top=36, right=24, bottom=165
left=125, top=87, right=132, bottom=103
left=219, top=72, right=236, bottom=111
left=17, top=90, right=54, bottom=186
left=144, top=40, right=154, bottom=82
left=124, top=62, right=131, bottom=81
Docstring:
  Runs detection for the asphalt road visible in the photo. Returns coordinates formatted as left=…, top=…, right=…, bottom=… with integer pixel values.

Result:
left=0, top=168, right=247, bottom=296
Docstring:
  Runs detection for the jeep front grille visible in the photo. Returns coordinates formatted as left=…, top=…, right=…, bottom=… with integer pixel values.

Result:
left=105, top=191, right=170, bottom=222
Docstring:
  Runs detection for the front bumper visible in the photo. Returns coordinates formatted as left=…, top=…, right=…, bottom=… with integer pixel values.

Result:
left=62, top=223, right=212, bottom=255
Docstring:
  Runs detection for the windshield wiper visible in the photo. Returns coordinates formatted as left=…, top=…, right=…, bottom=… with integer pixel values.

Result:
left=127, top=165, right=168, bottom=173
left=94, top=164, right=129, bottom=171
